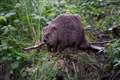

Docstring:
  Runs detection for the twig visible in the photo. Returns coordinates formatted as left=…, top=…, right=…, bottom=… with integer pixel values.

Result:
left=23, top=42, right=45, bottom=51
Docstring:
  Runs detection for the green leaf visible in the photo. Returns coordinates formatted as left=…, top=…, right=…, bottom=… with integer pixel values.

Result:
left=11, top=61, right=19, bottom=69
left=0, top=16, right=7, bottom=25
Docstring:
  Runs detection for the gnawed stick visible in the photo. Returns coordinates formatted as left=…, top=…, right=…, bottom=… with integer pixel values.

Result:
left=23, top=42, right=45, bottom=51
left=89, top=45, right=105, bottom=54
left=89, top=41, right=112, bottom=53
left=90, top=45, right=104, bottom=51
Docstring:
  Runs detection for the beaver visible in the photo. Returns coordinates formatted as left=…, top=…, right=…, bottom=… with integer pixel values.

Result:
left=42, top=14, right=89, bottom=52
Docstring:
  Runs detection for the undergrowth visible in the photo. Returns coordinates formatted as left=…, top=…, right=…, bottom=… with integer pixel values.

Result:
left=0, top=0, right=120, bottom=80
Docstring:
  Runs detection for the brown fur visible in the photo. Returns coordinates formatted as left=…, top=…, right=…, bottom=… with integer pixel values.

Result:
left=42, top=14, right=89, bottom=52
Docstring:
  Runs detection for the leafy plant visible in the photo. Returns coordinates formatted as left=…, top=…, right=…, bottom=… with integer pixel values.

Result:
left=105, top=39, right=120, bottom=69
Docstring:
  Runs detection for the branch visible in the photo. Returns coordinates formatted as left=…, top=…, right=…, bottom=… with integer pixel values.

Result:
left=90, top=45, right=104, bottom=51
left=23, top=42, right=45, bottom=51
